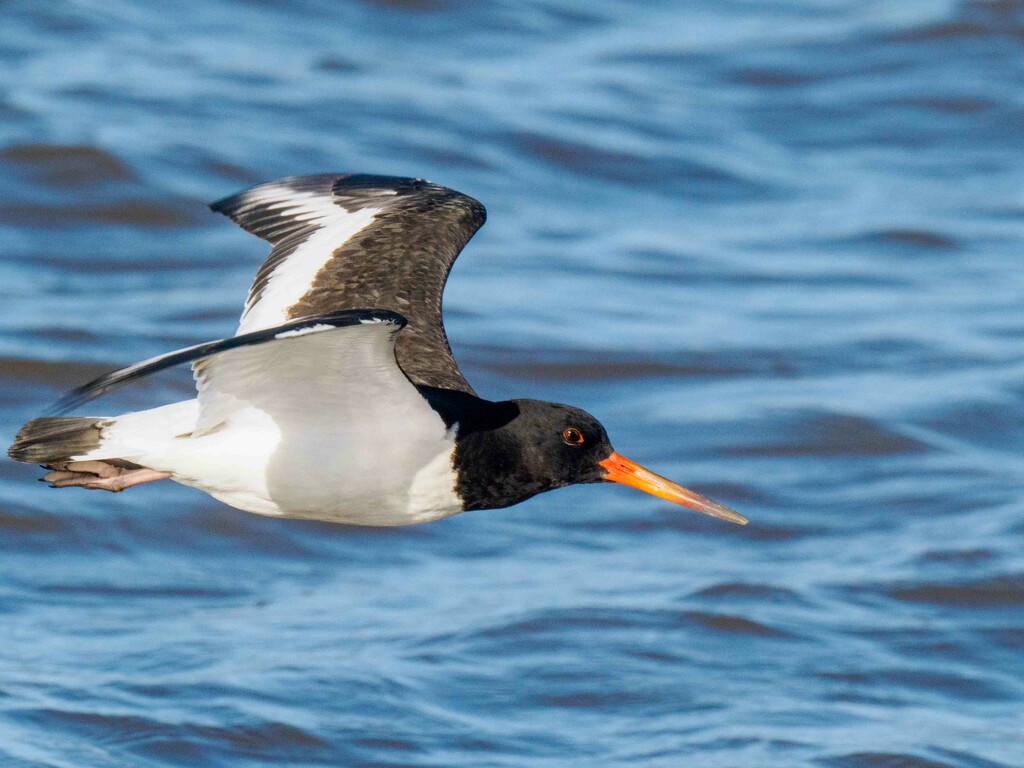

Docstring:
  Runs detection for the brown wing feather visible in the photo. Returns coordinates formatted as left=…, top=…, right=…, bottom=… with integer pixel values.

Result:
left=210, top=174, right=486, bottom=393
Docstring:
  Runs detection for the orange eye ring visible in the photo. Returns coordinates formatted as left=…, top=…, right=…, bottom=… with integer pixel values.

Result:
left=562, top=427, right=585, bottom=445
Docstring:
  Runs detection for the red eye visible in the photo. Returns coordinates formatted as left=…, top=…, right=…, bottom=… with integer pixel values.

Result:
left=562, top=427, right=584, bottom=445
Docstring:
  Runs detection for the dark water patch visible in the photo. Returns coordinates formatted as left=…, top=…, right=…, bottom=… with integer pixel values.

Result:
left=315, top=55, right=363, bottom=74
left=682, top=610, right=797, bottom=639
left=509, top=132, right=768, bottom=200
left=201, top=158, right=264, bottom=184
left=818, top=668, right=1011, bottom=703
left=929, top=749, right=1015, bottom=768
left=906, top=97, right=995, bottom=115
left=456, top=605, right=797, bottom=655
left=31, top=326, right=103, bottom=346
left=119, top=680, right=242, bottom=702
left=889, top=21, right=993, bottom=44
left=0, top=356, right=118, bottom=388
left=535, top=688, right=653, bottom=710
left=475, top=606, right=659, bottom=639
left=21, top=708, right=330, bottom=761
left=888, top=0, right=1024, bottom=43
left=730, top=67, right=818, bottom=88
left=723, top=412, right=932, bottom=458
left=0, top=143, right=134, bottom=186
left=152, top=145, right=265, bottom=186
left=885, top=575, right=1024, bottom=607
left=211, top=720, right=330, bottom=754
left=0, top=199, right=200, bottom=228
left=0, top=505, right=69, bottom=535
left=525, top=668, right=712, bottom=713
left=691, top=581, right=806, bottom=605
left=916, top=548, right=998, bottom=565
left=353, top=735, right=423, bottom=753
left=625, top=647, right=689, bottom=664
left=822, top=753, right=957, bottom=768
left=869, top=228, right=958, bottom=250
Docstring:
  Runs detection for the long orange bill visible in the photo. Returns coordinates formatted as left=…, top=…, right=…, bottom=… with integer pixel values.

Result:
left=599, top=452, right=748, bottom=525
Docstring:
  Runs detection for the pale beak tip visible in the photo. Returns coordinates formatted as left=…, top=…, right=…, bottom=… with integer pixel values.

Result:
left=713, top=506, right=749, bottom=526
left=690, top=495, right=748, bottom=525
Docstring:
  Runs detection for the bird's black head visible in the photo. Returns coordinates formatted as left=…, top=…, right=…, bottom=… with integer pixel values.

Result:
left=451, top=398, right=611, bottom=510
left=448, top=396, right=746, bottom=524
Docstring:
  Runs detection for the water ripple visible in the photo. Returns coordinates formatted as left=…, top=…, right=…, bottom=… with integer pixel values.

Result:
left=2, top=0, right=1023, bottom=765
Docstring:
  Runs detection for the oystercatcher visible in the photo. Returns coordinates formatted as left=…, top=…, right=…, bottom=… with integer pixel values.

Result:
left=8, top=174, right=746, bottom=526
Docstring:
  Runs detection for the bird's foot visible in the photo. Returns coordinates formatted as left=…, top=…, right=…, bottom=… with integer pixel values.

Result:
left=41, top=461, right=171, bottom=492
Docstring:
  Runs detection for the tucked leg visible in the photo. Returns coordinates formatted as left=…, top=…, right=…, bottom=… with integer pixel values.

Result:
left=42, top=461, right=171, bottom=492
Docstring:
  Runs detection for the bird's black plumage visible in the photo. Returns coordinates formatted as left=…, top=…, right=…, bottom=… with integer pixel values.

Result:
left=448, top=399, right=613, bottom=511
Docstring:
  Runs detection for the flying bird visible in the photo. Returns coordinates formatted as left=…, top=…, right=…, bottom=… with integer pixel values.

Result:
left=8, top=174, right=746, bottom=527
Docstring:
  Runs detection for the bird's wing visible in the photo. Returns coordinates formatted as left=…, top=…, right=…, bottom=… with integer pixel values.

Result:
left=48, top=310, right=426, bottom=438
left=209, top=173, right=486, bottom=394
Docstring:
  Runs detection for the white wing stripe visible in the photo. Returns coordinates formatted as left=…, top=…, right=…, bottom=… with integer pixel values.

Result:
left=274, top=324, right=336, bottom=339
left=234, top=184, right=381, bottom=335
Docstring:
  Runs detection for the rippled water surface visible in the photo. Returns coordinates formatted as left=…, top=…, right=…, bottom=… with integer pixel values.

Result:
left=2, top=1, right=1023, bottom=766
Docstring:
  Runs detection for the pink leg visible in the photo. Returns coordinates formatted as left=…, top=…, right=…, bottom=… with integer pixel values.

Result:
left=42, top=461, right=171, bottom=492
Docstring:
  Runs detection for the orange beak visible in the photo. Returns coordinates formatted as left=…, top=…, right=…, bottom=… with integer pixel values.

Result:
left=599, top=452, right=747, bottom=525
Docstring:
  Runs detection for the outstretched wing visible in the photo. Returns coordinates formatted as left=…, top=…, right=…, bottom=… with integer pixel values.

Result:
left=210, top=174, right=486, bottom=394
left=47, top=310, right=408, bottom=422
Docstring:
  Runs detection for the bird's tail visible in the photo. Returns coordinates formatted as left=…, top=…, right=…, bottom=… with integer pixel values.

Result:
left=8, top=416, right=110, bottom=465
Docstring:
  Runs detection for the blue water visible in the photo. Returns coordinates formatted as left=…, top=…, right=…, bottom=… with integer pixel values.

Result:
left=2, top=1, right=1023, bottom=766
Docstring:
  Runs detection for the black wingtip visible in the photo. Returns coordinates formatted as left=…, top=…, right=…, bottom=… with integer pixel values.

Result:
left=208, top=192, right=240, bottom=216
left=209, top=173, right=352, bottom=216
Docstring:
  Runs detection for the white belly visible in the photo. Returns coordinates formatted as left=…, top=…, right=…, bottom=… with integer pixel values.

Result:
left=114, top=400, right=463, bottom=526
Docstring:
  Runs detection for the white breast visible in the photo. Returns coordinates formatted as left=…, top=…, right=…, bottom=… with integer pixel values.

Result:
left=405, top=431, right=463, bottom=524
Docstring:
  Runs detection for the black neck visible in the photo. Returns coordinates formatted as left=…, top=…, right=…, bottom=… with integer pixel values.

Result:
left=417, top=386, right=556, bottom=510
